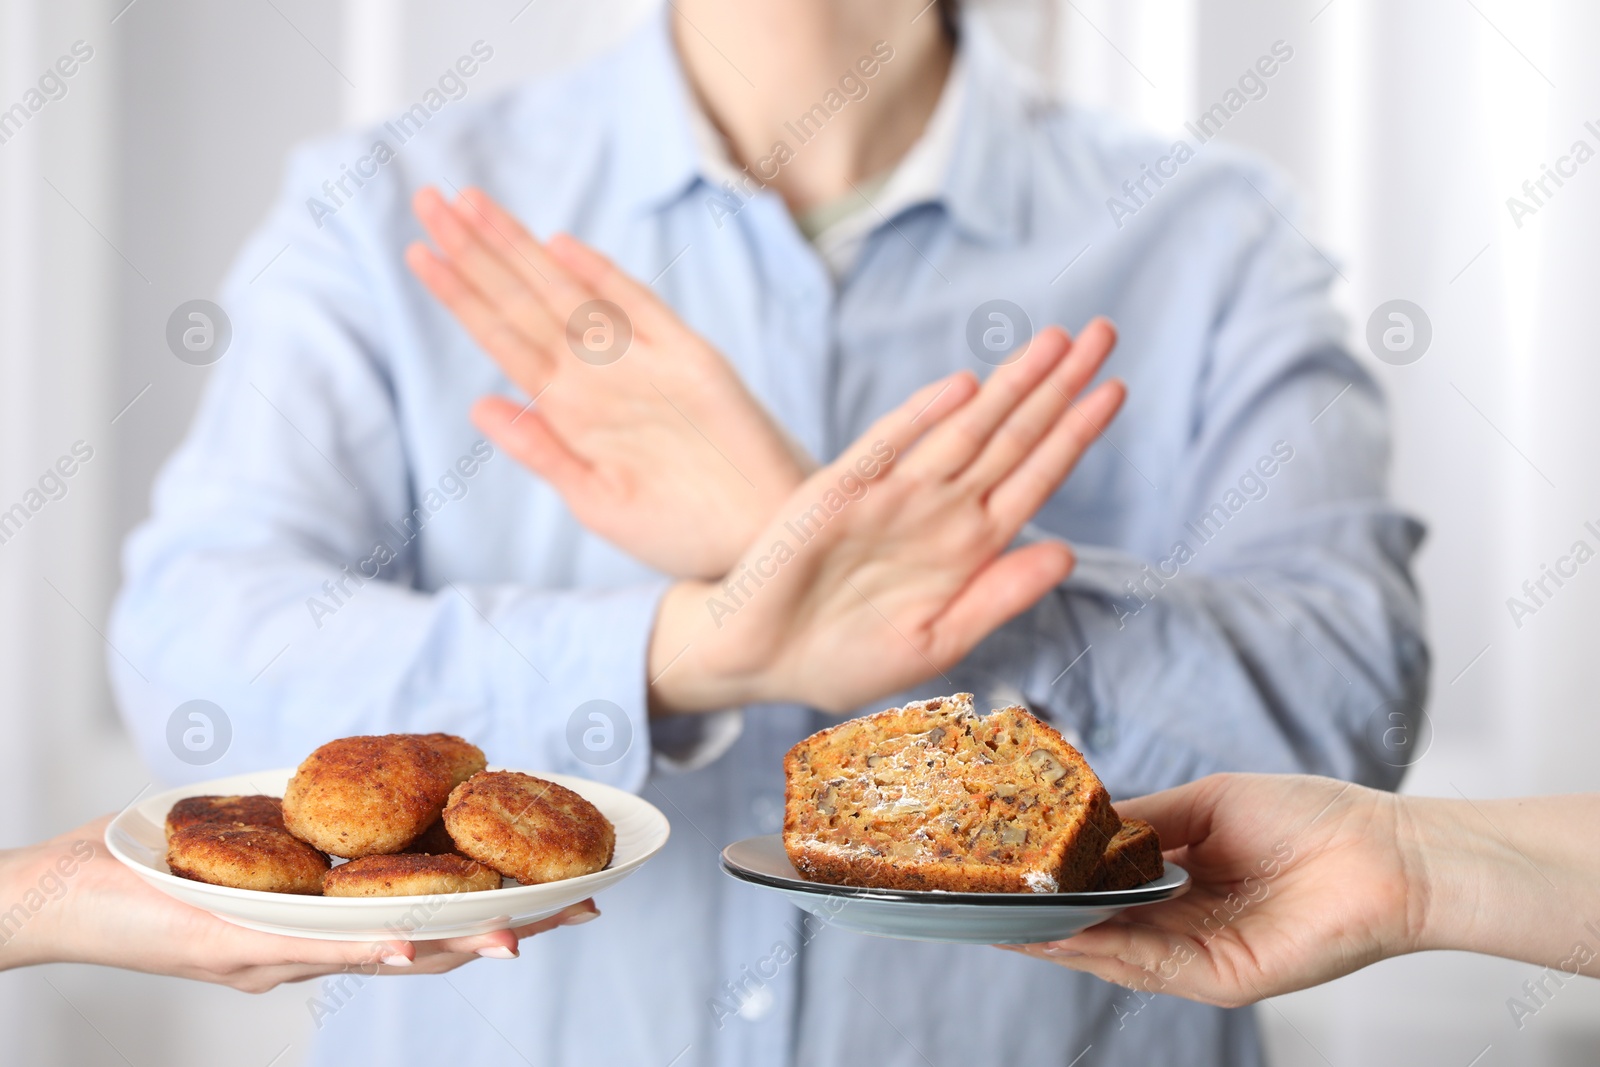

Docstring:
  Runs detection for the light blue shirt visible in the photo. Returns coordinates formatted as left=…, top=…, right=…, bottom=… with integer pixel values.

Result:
left=110, top=11, right=1426, bottom=1067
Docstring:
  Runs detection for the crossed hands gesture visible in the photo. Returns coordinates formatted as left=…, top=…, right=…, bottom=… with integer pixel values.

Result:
left=409, top=187, right=1124, bottom=716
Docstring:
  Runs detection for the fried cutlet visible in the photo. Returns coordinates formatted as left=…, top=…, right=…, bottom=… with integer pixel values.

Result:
left=417, top=733, right=487, bottom=787
left=397, top=736, right=485, bottom=855
left=402, top=817, right=463, bottom=856
left=166, top=824, right=329, bottom=894
left=443, top=771, right=614, bottom=885
left=322, top=853, right=503, bottom=897
left=164, top=795, right=285, bottom=841
left=282, top=735, right=456, bottom=858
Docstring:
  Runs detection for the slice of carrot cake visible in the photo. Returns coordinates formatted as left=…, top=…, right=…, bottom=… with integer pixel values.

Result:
left=1087, top=817, right=1164, bottom=890
left=783, top=694, right=1120, bottom=893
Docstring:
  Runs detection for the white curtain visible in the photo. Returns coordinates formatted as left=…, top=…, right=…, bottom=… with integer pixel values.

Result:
left=0, top=0, right=1596, bottom=1062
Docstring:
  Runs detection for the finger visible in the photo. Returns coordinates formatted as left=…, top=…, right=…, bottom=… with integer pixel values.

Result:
left=414, top=188, right=570, bottom=347
left=406, top=242, right=557, bottom=390
left=405, top=236, right=474, bottom=309
left=546, top=232, right=687, bottom=341
left=214, top=903, right=602, bottom=989
left=930, top=540, right=1076, bottom=663
left=510, top=899, right=602, bottom=938
left=345, top=940, right=412, bottom=968
left=1023, top=917, right=1257, bottom=1007
left=834, top=371, right=980, bottom=478
left=221, top=942, right=420, bottom=991
left=237, top=964, right=352, bottom=990
left=985, top=378, right=1126, bottom=525
left=422, top=927, right=520, bottom=960
left=471, top=395, right=591, bottom=493
left=903, top=327, right=1071, bottom=480
left=262, top=938, right=411, bottom=970
left=959, top=319, right=1118, bottom=491
left=453, top=189, right=597, bottom=318
left=1003, top=940, right=1175, bottom=993
left=1043, top=916, right=1190, bottom=966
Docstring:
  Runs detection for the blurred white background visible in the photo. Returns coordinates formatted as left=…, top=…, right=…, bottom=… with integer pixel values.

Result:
left=2, top=0, right=1598, bottom=1063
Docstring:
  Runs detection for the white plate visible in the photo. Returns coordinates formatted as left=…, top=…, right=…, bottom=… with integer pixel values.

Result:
left=107, top=767, right=669, bottom=941
left=722, top=835, right=1189, bottom=944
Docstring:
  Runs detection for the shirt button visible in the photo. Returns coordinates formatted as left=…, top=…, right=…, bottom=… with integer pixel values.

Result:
left=1090, top=724, right=1116, bottom=749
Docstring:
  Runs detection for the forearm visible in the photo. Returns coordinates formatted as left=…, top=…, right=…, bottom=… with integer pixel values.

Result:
left=0, top=837, right=83, bottom=972
left=1002, top=532, right=1427, bottom=794
left=1407, top=794, right=1600, bottom=973
left=114, top=551, right=670, bottom=785
left=0, top=846, right=38, bottom=970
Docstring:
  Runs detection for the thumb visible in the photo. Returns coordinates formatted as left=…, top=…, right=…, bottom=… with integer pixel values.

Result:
left=930, top=540, right=1076, bottom=666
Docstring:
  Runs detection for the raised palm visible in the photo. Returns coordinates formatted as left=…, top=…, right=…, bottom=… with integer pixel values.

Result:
left=651, top=321, right=1126, bottom=715
left=408, top=187, right=809, bottom=579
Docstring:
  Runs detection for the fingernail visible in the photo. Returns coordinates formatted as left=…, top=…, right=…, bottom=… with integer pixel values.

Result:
left=476, top=945, right=517, bottom=959
left=559, top=908, right=600, bottom=927
left=381, top=954, right=412, bottom=967
left=1041, top=947, right=1082, bottom=958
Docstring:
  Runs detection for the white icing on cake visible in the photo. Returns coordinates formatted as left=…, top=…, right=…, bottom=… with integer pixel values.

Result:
left=1022, top=869, right=1058, bottom=893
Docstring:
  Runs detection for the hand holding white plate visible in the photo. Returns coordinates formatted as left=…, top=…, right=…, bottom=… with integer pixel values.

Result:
left=107, top=767, right=668, bottom=942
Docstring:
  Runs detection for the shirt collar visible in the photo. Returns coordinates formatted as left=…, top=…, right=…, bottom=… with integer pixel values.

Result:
left=604, top=7, right=1033, bottom=244
left=605, top=8, right=707, bottom=214
left=938, top=17, right=1034, bottom=245
left=797, top=51, right=967, bottom=278
left=682, top=75, right=745, bottom=191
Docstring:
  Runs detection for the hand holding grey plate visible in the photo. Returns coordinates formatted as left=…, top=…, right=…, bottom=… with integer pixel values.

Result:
left=721, top=834, right=1190, bottom=945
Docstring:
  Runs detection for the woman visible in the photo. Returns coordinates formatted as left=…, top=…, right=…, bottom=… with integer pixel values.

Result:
left=107, top=0, right=1423, bottom=1063
left=0, top=815, right=594, bottom=989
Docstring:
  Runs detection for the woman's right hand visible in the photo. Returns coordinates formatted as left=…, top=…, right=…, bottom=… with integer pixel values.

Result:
left=647, top=320, right=1125, bottom=715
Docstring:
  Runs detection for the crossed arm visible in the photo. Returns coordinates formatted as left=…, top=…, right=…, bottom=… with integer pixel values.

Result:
left=109, top=167, right=1420, bottom=793
left=409, top=185, right=1126, bottom=718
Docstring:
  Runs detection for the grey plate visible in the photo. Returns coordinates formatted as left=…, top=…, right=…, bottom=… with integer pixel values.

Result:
left=721, top=834, right=1189, bottom=945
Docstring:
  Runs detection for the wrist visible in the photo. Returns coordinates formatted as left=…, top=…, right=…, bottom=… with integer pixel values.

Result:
left=648, top=580, right=767, bottom=714
left=0, top=842, right=62, bottom=971
left=1397, top=795, right=1492, bottom=957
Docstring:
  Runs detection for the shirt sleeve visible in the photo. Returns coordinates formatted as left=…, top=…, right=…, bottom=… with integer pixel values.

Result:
left=107, top=143, right=666, bottom=792
left=955, top=179, right=1429, bottom=798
